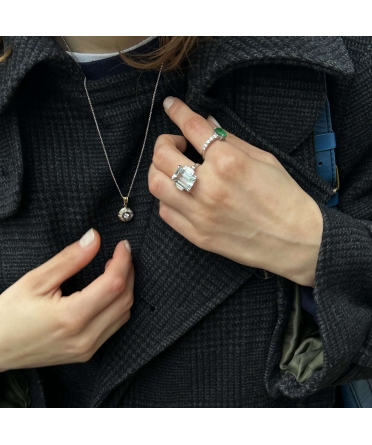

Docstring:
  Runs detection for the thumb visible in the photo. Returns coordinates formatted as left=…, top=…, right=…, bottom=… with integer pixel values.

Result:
left=30, top=228, right=101, bottom=294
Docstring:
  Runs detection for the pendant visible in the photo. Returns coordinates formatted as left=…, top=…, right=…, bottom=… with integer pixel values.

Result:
left=118, top=197, right=134, bottom=222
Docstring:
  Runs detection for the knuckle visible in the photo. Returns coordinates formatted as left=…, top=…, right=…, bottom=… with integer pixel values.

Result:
left=152, top=143, right=168, bottom=167
left=59, top=311, right=85, bottom=337
left=203, top=183, right=229, bottom=207
left=148, top=174, right=165, bottom=197
left=262, top=151, right=276, bottom=164
left=154, top=134, right=168, bottom=146
left=74, top=337, right=95, bottom=360
left=194, top=206, right=216, bottom=227
left=184, top=116, right=205, bottom=136
left=108, top=275, right=126, bottom=294
left=214, top=152, right=241, bottom=176
left=205, top=185, right=221, bottom=204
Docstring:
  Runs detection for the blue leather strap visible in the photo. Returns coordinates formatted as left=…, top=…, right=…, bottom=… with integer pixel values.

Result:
left=314, top=99, right=338, bottom=207
left=300, top=100, right=339, bottom=322
left=341, top=380, right=372, bottom=408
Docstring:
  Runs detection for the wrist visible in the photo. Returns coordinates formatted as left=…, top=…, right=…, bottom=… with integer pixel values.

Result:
left=284, top=198, right=323, bottom=287
left=256, top=197, right=323, bottom=287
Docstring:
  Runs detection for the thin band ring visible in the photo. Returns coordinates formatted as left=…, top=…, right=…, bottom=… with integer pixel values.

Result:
left=202, top=127, right=227, bottom=160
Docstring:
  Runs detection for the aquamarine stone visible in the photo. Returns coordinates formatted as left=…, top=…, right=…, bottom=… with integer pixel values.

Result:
left=172, top=165, right=197, bottom=192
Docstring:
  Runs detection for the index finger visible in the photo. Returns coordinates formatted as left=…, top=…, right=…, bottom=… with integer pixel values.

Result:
left=163, top=97, right=225, bottom=157
left=68, top=240, right=133, bottom=321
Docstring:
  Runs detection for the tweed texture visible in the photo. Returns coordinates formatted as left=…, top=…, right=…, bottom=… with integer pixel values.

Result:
left=1, top=37, right=372, bottom=407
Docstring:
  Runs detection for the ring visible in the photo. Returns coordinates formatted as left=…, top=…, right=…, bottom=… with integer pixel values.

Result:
left=171, top=163, right=200, bottom=192
left=202, top=127, right=227, bottom=160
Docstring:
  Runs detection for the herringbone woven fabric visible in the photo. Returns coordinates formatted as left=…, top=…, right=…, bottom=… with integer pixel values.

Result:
left=1, top=37, right=372, bottom=407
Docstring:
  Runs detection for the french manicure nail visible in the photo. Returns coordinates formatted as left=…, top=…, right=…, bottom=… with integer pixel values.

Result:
left=79, top=228, right=95, bottom=248
left=207, top=115, right=221, bottom=128
left=163, top=96, right=175, bottom=111
left=123, top=239, right=131, bottom=253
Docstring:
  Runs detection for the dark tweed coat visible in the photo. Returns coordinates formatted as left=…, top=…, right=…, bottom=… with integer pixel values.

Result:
left=1, top=37, right=372, bottom=407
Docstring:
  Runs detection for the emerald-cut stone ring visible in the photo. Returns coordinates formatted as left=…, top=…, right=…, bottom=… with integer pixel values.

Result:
left=201, top=127, right=227, bottom=160
left=171, top=163, right=200, bottom=192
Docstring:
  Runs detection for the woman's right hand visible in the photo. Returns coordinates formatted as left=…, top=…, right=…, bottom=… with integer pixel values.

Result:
left=0, top=229, right=134, bottom=372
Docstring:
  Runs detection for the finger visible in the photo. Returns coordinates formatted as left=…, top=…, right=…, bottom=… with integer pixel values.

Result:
left=104, top=239, right=132, bottom=277
left=155, top=134, right=188, bottom=154
left=153, top=134, right=197, bottom=178
left=148, top=163, right=196, bottom=214
left=104, top=259, right=112, bottom=270
left=207, top=115, right=282, bottom=167
left=69, top=240, right=133, bottom=320
left=29, top=229, right=101, bottom=294
left=163, top=97, right=223, bottom=158
left=158, top=202, right=197, bottom=245
left=78, top=266, right=135, bottom=357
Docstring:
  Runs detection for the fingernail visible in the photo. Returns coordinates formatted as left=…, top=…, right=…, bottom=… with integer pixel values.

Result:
left=207, top=115, right=221, bottom=128
left=123, top=239, right=131, bottom=253
left=163, top=96, right=175, bottom=111
left=79, top=228, right=95, bottom=249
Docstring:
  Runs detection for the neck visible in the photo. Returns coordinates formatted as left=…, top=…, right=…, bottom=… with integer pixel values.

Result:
left=54, top=36, right=149, bottom=54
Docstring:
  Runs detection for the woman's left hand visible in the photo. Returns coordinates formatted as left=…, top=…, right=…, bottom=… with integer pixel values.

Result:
left=148, top=97, right=323, bottom=287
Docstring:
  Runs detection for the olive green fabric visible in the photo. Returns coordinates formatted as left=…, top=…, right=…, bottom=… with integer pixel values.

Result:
left=0, top=370, right=30, bottom=408
left=280, top=285, right=324, bottom=383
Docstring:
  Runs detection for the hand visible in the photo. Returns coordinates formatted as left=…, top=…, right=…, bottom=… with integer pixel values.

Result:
left=148, top=97, right=323, bottom=287
left=0, top=230, right=134, bottom=372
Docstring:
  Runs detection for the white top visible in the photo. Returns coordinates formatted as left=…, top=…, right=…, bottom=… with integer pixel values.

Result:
left=66, top=36, right=157, bottom=63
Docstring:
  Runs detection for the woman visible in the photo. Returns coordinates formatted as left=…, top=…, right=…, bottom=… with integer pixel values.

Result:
left=0, top=36, right=372, bottom=407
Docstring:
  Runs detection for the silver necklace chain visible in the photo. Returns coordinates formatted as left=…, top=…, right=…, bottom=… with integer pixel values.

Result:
left=61, top=36, right=163, bottom=222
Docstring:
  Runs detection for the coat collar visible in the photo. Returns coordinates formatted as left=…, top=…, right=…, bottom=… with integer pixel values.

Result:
left=0, top=37, right=78, bottom=219
left=0, top=37, right=80, bottom=114
left=0, top=36, right=355, bottom=116
left=186, top=36, right=354, bottom=96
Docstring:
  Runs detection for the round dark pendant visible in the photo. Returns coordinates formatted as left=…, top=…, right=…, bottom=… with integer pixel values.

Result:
left=118, top=206, right=134, bottom=222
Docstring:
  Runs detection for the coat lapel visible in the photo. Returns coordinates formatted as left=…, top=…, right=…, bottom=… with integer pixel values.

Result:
left=93, top=201, right=254, bottom=406
left=186, top=36, right=354, bottom=96
left=0, top=37, right=80, bottom=219
left=185, top=37, right=355, bottom=206
left=92, top=37, right=356, bottom=405
left=0, top=104, right=24, bottom=218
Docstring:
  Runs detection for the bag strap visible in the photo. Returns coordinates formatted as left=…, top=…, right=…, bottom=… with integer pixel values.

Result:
left=300, top=99, right=339, bottom=320
left=314, top=99, right=339, bottom=208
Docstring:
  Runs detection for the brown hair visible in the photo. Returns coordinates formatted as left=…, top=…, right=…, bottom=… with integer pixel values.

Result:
left=0, top=37, right=201, bottom=70
left=122, top=36, right=200, bottom=71
left=0, top=36, right=13, bottom=62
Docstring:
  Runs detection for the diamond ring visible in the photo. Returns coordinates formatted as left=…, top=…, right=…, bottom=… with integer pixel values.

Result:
left=171, top=163, right=200, bottom=192
left=201, top=127, right=227, bottom=160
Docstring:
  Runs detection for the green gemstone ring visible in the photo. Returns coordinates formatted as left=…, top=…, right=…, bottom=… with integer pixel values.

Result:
left=202, top=127, right=227, bottom=160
